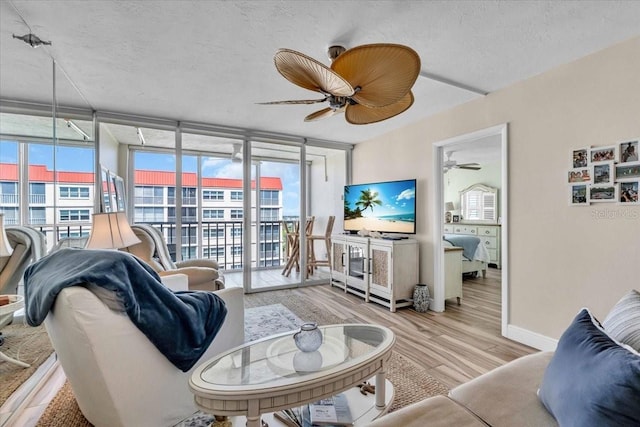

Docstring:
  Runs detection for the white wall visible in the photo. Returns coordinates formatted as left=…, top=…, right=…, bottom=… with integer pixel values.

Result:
left=352, top=37, right=640, bottom=344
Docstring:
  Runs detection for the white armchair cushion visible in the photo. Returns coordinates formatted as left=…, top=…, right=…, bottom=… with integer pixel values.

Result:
left=44, top=286, right=244, bottom=427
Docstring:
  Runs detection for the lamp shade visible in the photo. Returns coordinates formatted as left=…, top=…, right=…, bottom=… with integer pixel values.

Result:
left=0, top=214, right=13, bottom=257
left=86, top=212, right=141, bottom=250
left=445, top=202, right=455, bottom=211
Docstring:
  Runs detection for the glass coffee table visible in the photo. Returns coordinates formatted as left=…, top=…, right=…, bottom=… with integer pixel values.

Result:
left=190, top=324, right=395, bottom=427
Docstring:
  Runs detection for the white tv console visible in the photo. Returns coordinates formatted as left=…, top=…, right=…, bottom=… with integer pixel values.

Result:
left=330, top=235, right=419, bottom=312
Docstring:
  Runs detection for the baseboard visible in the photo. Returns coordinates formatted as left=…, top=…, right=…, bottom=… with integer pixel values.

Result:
left=506, top=324, right=558, bottom=351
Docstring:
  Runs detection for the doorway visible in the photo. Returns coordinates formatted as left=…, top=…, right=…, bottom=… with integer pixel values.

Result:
left=432, top=124, right=509, bottom=336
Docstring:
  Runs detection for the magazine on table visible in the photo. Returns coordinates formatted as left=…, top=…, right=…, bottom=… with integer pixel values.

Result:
left=275, top=393, right=353, bottom=427
left=308, top=393, right=353, bottom=426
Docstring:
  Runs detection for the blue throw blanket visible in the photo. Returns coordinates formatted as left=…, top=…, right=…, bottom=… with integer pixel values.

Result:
left=24, top=248, right=227, bottom=372
left=443, top=234, right=480, bottom=261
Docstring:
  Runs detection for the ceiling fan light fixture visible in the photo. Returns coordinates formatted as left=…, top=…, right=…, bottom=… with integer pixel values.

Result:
left=12, top=33, right=51, bottom=48
left=231, top=143, right=242, bottom=163
left=327, top=45, right=346, bottom=61
left=265, top=43, right=421, bottom=125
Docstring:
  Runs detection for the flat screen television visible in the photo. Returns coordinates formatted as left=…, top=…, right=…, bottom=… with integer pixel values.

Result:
left=343, top=179, right=416, bottom=234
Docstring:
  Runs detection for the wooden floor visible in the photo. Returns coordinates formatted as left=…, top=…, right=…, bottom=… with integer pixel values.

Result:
left=5, top=267, right=535, bottom=425
left=266, top=268, right=535, bottom=390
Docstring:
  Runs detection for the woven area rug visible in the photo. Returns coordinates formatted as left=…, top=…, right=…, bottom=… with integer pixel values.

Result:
left=0, top=321, right=54, bottom=406
left=37, top=290, right=449, bottom=426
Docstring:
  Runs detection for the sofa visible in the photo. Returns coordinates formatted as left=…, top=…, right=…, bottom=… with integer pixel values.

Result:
left=368, top=289, right=640, bottom=427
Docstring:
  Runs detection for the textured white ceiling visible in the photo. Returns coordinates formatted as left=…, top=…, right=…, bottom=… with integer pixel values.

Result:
left=1, top=1, right=639, bottom=145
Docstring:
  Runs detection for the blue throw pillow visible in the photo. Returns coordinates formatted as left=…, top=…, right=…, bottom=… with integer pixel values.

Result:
left=538, top=308, right=640, bottom=427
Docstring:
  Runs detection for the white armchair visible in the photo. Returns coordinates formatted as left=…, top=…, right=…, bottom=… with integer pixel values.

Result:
left=44, top=281, right=244, bottom=427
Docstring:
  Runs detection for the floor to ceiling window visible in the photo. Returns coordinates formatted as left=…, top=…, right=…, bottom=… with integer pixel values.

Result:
left=0, top=112, right=95, bottom=251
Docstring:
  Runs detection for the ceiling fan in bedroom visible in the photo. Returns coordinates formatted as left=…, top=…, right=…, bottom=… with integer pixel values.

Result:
left=443, top=151, right=481, bottom=173
left=259, top=43, right=421, bottom=125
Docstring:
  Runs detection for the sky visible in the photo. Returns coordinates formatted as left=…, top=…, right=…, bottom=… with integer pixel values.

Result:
left=1, top=140, right=301, bottom=216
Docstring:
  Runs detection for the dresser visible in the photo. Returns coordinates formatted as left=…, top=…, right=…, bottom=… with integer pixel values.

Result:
left=443, top=223, right=501, bottom=268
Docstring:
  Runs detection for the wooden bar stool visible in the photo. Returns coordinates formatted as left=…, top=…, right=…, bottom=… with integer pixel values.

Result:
left=307, top=216, right=335, bottom=278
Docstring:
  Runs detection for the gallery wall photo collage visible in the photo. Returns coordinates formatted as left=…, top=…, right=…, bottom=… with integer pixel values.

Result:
left=569, top=138, right=639, bottom=205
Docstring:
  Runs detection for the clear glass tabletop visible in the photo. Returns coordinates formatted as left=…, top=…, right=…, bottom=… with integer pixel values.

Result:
left=196, top=324, right=393, bottom=389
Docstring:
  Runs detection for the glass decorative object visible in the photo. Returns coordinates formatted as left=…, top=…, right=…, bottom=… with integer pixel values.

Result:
left=413, top=284, right=430, bottom=313
left=293, top=322, right=323, bottom=352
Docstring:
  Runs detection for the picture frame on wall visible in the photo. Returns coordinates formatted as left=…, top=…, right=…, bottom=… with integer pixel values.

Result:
left=589, top=185, right=617, bottom=203
left=618, top=181, right=639, bottom=205
left=570, top=184, right=589, bottom=206
left=113, top=175, right=126, bottom=213
left=568, top=167, right=591, bottom=184
left=572, top=148, right=589, bottom=168
left=100, top=166, right=112, bottom=213
left=108, top=171, right=119, bottom=212
left=619, top=138, right=639, bottom=163
left=592, top=162, right=614, bottom=185
left=615, top=161, right=640, bottom=182
left=589, top=146, right=617, bottom=163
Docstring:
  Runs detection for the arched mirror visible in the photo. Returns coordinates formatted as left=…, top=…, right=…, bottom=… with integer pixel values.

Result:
left=460, top=183, right=498, bottom=223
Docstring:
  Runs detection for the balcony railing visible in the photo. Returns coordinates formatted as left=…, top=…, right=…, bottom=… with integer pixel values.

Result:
left=0, top=194, right=18, bottom=204
left=30, top=194, right=46, bottom=204
left=138, top=220, right=284, bottom=271
left=27, top=220, right=286, bottom=273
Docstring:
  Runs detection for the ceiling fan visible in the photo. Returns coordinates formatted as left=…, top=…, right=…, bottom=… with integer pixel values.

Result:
left=230, top=143, right=242, bottom=163
left=260, top=43, right=421, bottom=125
left=444, top=151, right=481, bottom=173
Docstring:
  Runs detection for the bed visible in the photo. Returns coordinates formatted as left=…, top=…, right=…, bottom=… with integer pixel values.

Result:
left=443, top=234, right=491, bottom=278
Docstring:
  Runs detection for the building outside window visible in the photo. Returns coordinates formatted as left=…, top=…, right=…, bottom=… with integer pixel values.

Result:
left=230, top=209, right=243, bottom=219
left=260, top=208, right=279, bottom=221
left=59, top=186, right=90, bottom=199
left=260, top=242, right=280, bottom=259
left=0, top=207, right=18, bottom=225
left=134, top=207, right=164, bottom=223
left=260, top=223, right=280, bottom=240
left=203, top=228, right=225, bottom=238
left=168, top=207, right=197, bottom=222
left=29, top=207, right=46, bottom=224
left=230, top=190, right=243, bottom=201
left=135, top=186, right=164, bottom=204
left=168, top=187, right=197, bottom=205
left=59, top=209, right=91, bottom=222
left=203, top=190, right=224, bottom=200
left=260, top=189, right=279, bottom=206
left=203, top=247, right=225, bottom=258
left=203, top=209, right=224, bottom=220
left=0, top=182, right=18, bottom=204
left=29, top=182, right=46, bottom=203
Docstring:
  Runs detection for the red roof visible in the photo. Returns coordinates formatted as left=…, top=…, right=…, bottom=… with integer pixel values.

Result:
left=134, top=170, right=282, bottom=190
left=0, top=163, right=94, bottom=183
left=0, top=163, right=283, bottom=190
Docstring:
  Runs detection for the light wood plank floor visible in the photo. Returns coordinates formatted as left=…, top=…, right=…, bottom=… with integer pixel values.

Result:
left=255, top=268, right=535, bottom=390
left=7, top=267, right=535, bottom=425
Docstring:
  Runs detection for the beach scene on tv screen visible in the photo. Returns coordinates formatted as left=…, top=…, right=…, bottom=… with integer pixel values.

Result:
left=344, top=180, right=416, bottom=233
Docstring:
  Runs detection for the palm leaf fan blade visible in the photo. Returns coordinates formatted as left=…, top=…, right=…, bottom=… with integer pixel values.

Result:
left=274, top=49, right=354, bottom=96
left=331, top=44, right=420, bottom=108
left=345, top=92, right=414, bottom=125
left=304, top=107, right=344, bottom=122
left=257, top=98, right=327, bottom=105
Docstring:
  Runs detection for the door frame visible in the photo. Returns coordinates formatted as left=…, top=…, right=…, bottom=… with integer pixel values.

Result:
left=432, top=123, right=509, bottom=336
